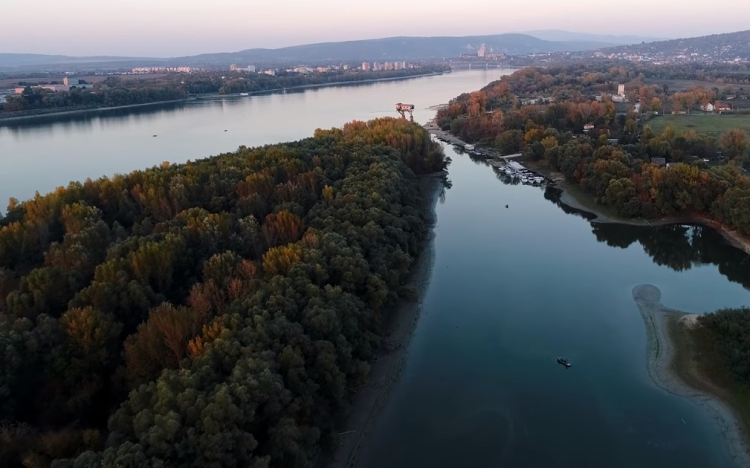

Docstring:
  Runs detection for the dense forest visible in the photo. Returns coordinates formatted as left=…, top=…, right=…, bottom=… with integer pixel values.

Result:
left=697, top=308, right=750, bottom=386
left=1, top=66, right=447, bottom=115
left=2, top=84, right=187, bottom=114
left=435, top=64, right=750, bottom=234
left=0, top=118, right=446, bottom=467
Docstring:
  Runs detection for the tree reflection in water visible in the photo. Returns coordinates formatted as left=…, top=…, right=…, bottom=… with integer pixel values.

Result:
left=544, top=187, right=750, bottom=290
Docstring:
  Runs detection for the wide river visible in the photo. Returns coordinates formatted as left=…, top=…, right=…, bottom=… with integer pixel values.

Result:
left=3, top=70, right=750, bottom=467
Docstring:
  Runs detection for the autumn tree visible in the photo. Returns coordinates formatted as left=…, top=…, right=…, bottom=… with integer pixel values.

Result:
left=720, top=129, right=750, bottom=163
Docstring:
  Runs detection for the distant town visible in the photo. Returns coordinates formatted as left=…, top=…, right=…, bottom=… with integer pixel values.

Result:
left=3, top=29, right=750, bottom=112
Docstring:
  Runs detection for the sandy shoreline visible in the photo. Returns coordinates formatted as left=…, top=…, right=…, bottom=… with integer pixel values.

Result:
left=325, top=173, right=444, bottom=468
left=632, top=285, right=750, bottom=467
left=557, top=187, right=750, bottom=256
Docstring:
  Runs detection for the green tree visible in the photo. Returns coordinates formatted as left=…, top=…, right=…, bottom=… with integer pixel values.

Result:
left=495, top=130, right=523, bottom=155
left=720, top=129, right=750, bottom=163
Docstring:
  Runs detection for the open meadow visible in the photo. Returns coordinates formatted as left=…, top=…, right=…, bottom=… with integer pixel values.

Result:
left=647, top=114, right=750, bottom=137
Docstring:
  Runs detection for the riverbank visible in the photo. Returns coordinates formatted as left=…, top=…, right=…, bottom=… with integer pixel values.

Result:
left=326, top=173, right=444, bottom=468
left=423, top=123, right=750, bottom=257
left=0, top=98, right=193, bottom=123
left=523, top=159, right=750, bottom=256
left=201, top=71, right=445, bottom=100
left=632, top=285, right=750, bottom=467
left=0, top=72, right=444, bottom=124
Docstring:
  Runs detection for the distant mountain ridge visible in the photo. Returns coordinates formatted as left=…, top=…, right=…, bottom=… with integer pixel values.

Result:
left=521, top=30, right=665, bottom=45
left=0, top=53, right=156, bottom=68
left=0, top=33, right=615, bottom=71
left=169, top=34, right=613, bottom=66
left=4, top=29, right=748, bottom=71
left=597, top=30, right=750, bottom=61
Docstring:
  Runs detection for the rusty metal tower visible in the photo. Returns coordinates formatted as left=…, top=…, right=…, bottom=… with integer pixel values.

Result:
left=396, top=103, right=415, bottom=122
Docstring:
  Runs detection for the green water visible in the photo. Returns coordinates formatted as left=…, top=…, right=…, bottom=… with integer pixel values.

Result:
left=358, top=151, right=750, bottom=467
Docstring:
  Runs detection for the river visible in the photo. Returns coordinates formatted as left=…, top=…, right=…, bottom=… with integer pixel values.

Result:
left=2, top=70, right=749, bottom=467
left=0, top=70, right=500, bottom=207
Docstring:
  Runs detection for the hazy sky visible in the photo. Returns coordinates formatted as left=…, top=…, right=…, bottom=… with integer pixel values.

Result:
left=5, top=0, right=750, bottom=57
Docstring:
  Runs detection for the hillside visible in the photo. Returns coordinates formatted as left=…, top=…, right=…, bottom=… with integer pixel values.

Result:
left=522, top=30, right=663, bottom=45
left=597, top=30, right=750, bottom=62
left=0, top=53, right=157, bottom=69
left=170, top=34, right=612, bottom=66
left=1, top=33, right=612, bottom=71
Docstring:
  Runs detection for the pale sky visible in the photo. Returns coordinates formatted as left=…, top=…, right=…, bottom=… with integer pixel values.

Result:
left=5, top=0, right=750, bottom=57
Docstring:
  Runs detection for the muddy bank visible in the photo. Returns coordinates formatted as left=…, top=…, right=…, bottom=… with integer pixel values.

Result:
left=326, top=173, right=444, bottom=468
left=632, top=284, right=750, bottom=467
left=557, top=186, right=750, bottom=256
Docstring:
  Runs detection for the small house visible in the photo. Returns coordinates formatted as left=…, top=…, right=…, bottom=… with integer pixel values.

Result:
left=583, top=123, right=595, bottom=132
left=716, top=101, right=733, bottom=112
left=651, top=157, right=667, bottom=166
left=702, top=103, right=715, bottom=112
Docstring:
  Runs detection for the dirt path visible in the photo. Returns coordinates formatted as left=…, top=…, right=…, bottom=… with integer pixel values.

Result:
left=632, top=285, right=750, bottom=467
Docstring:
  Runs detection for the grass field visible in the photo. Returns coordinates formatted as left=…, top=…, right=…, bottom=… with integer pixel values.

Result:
left=644, top=78, right=738, bottom=92
left=647, top=114, right=750, bottom=137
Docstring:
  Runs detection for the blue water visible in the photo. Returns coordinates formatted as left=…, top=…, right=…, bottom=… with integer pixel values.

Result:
left=359, top=149, right=750, bottom=467
left=3, top=69, right=747, bottom=467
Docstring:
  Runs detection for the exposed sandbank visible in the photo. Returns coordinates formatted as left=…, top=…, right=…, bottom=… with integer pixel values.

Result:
left=632, top=284, right=750, bottom=467
left=325, top=173, right=444, bottom=468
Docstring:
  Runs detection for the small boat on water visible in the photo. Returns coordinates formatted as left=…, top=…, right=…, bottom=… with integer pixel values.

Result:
left=557, top=358, right=572, bottom=369
left=240, top=93, right=249, bottom=96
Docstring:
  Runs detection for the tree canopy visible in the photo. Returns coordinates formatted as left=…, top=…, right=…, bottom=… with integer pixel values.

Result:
left=0, top=117, right=446, bottom=467
left=436, top=64, right=750, bottom=235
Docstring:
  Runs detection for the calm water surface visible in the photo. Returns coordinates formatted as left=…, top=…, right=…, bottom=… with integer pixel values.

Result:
left=359, top=151, right=750, bottom=467
left=3, top=70, right=749, bottom=467
left=0, top=70, right=507, bottom=206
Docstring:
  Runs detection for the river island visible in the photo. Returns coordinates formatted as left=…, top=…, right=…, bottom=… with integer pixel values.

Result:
left=633, top=285, right=750, bottom=467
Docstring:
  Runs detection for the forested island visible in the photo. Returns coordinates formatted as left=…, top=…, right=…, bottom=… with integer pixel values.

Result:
left=0, top=118, right=446, bottom=466
left=675, top=306, right=750, bottom=441
left=1, top=66, right=448, bottom=118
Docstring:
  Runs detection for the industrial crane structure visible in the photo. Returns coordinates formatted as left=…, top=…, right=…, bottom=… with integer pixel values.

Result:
left=396, top=103, right=415, bottom=122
